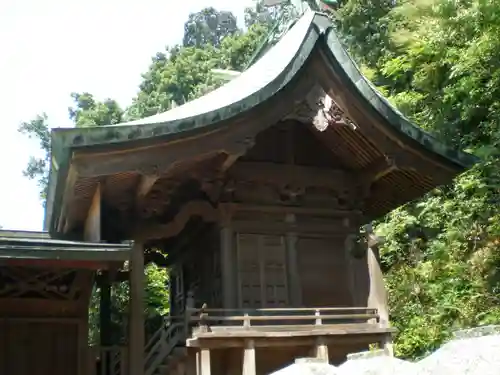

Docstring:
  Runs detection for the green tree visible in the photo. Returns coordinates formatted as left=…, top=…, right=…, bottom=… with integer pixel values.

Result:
left=182, top=7, right=239, bottom=48
left=342, top=0, right=500, bottom=359
left=18, top=95, right=123, bottom=201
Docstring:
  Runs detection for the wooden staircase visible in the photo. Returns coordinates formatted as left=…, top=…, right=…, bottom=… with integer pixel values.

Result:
left=144, top=318, right=187, bottom=375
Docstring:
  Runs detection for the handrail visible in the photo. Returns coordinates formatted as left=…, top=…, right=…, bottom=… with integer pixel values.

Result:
left=186, top=306, right=379, bottom=329
left=144, top=315, right=184, bottom=354
left=187, top=307, right=376, bottom=312
left=144, top=321, right=186, bottom=375
left=191, top=313, right=377, bottom=322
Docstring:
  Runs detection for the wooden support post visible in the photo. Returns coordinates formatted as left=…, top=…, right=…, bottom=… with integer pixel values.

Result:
left=200, top=348, right=211, bottom=375
left=382, top=334, right=394, bottom=357
left=367, top=247, right=389, bottom=325
left=314, top=337, right=329, bottom=363
left=177, top=362, right=186, bottom=375
left=220, top=224, right=235, bottom=310
left=129, top=241, right=145, bottom=375
left=285, top=213, right=301, bottom=306
left=242, top=339, right=256, bottom=375
left=100, top=272, right=112, bottom=375
left=186, top=349, right=197, bottom=375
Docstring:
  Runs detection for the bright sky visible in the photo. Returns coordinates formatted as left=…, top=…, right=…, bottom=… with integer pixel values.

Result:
left=0, top=0, right=253, bottom=231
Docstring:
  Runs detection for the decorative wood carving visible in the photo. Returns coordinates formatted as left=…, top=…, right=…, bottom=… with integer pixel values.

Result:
left=284, top=85, right=356, bottom=132
left=134, top=200, right=219, bottom=241
left=0, top=267, right=80, bottom=301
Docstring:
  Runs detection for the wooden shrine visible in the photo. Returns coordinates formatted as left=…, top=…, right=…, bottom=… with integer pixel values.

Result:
left=42, top=9, right=476, bottom=375
left=0, top=230, right=130, bottom=375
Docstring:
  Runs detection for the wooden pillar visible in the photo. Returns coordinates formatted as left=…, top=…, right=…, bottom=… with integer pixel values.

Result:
left=200, top=348, right=211, bottom=375
left=285, top=213, right=301, bottom=306
left=186, top=349, right=197, bottom=375
left=242, top=339, right=256, bottom=375
left=367, top=246, right=389, bottom=324
left=314, top=337, right=329, bottom=363
left=129, top=241, right=145, bottom=375
left=100, top=272, right=112, bottom=375
left=100, top=273, right=112, bottom=345
left=220, top=223, right=235, bottom=310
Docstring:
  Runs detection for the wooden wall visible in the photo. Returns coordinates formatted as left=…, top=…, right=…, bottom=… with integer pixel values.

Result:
left=227, top=208, right=354, bottom=309
left=0, top=319, right=79, bottom=375
left=297, top=236, right=351, bottom=307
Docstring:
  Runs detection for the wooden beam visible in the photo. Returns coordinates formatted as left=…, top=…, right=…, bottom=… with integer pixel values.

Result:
left=84, top=184, right=101, bottom=242
left=58, top=165, right=78, bottom=233
left=134, top=200, right=219, bottom=241
left=228, top=162, right=352, bottom=190
left=0, top=298, right=78, bottom=317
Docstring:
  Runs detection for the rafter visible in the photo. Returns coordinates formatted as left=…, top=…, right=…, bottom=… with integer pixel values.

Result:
left=358, top=157, right=398, bottom=185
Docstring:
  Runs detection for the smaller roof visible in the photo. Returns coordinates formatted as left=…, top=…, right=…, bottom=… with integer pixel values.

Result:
left=0, top=230, right=130, bottom=263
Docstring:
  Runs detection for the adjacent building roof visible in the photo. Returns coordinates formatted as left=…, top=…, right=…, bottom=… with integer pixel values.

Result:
left=44, top=10, right=478, bottom=236
left=0, top=230, right=130, bottom=263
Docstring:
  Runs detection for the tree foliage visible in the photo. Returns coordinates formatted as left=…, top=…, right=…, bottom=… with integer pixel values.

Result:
left=337, top=0, right=500, bottom=359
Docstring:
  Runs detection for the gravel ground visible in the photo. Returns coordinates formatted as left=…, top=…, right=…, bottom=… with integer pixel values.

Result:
left=269, top=327, right=500, bottom=375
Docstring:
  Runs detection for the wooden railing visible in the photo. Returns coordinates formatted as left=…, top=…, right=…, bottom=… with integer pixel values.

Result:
left=89, top=345, right=128, bottom=375
left=95, top=307, right=379, bottom=375
left=187, top=306, right=379, bottom=329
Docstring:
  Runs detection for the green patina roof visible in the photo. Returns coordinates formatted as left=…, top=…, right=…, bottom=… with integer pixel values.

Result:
left=44, top=9, right=479, bottom=232
left=0, top=230, right=130, bottom=262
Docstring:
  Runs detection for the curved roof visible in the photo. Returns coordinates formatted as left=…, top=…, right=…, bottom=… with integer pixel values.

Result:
left=45, top=10, right=478, bottom=234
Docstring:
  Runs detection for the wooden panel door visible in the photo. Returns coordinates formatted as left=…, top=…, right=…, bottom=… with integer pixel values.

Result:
left=236, top=234, right=288, bottom=308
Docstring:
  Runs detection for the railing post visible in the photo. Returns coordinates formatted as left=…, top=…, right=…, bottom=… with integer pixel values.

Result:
left=243, top=313, right=251, bottom=330
left=315, top=309, right=322, bottom=325
left=199, top=305, right=209, bottom=333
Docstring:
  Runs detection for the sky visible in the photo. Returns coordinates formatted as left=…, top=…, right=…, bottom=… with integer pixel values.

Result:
left=0, top=0, right=254, bottom=231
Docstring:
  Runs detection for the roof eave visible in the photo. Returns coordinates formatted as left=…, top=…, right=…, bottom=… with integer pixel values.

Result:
left=321, top=26, right=478, bottom=171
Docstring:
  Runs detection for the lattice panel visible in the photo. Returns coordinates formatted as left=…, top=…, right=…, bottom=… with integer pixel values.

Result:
left=0, top=267, right=78, bottom=300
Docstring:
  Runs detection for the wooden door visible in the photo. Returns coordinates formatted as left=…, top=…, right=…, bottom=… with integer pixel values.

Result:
left=236, top=234, right=288, bottom=308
